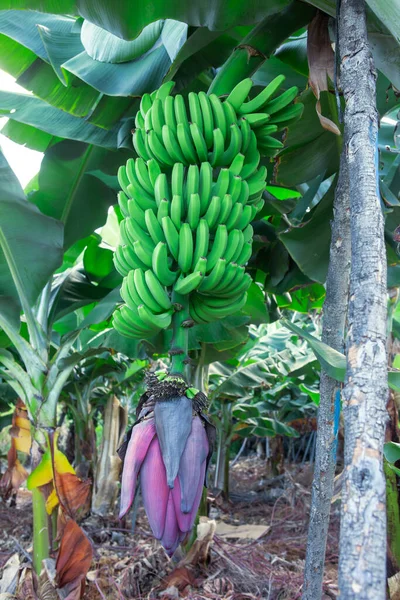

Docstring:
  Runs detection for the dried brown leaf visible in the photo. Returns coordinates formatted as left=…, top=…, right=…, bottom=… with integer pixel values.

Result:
left=55, top=519, right=93, bottom=595
left=307, top=11, right=341, bottom=135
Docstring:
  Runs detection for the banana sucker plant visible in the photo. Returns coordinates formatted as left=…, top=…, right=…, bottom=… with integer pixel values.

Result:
left=0, top=151, right=112, bottom=575
left=113, top=76, right=304, bottom=554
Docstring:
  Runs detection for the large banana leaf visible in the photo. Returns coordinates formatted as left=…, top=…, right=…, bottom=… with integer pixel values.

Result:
left=209, top=360, right=273, bottom=399
left=0, top=91, right=124, bottom=148
left=0, top=0, right=292, bottom=39
left=0, top=150, right=63, bottom=315
left=279, top=183, right=334, bottom=283
left=276, top=88, right=342, bottom=186
left=28, top=140, right=128, bottom=249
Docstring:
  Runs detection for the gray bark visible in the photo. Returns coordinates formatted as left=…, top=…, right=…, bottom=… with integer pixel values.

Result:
left=303, top=153, right=351, bottom=600
left=338, top=1, right=388, bottom=598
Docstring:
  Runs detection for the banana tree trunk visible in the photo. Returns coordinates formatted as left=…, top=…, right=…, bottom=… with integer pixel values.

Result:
left=303, top=152, right=351, bottom=600
left=92, top=395, right=127, bottom=516
left=338, top=1, right=388, bottom=597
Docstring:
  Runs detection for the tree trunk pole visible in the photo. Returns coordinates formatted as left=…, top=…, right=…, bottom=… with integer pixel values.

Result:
left=338, top=1, right=388, bottom=598
left=302, top=153, right=351, bottom=600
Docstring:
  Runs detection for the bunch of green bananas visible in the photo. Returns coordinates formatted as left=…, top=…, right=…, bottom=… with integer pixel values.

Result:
left=113, top=76, right=302, bottom=338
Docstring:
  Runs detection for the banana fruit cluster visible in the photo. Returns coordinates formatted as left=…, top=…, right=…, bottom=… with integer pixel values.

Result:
left=113, top=76, right=302, bottom=338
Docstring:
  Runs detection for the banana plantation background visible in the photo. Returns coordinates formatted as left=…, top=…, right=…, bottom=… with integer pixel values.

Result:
left=0, top=0, right=399, bottom=598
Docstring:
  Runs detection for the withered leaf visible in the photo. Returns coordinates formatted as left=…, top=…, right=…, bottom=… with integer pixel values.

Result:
left=307, top=11, right=341, bottom=136
left=56, top=519, right=93, bottom=590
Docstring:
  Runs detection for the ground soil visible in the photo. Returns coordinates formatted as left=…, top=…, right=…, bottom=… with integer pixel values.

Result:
left=0, top=457, right=339, bottom=599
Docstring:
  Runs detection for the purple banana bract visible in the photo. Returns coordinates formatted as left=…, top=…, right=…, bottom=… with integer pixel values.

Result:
left=119, top=410, right=209, bottom=556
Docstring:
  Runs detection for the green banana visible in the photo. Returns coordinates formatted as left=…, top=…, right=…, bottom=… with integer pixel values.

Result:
left=170, top=194, right=183, bottom=230
left=177, top=122, right=198, bottom=164
left=152, top=242, right=178, bottom=287
left=162, top=216, right=180, bottom=260
left=212, top=168, right=230, bottom=199
left=118, top=191, right=129, bottom=217
left=123, top=245, right=148, bottom=270
left=236, top=241, right=252, bottom=266
left=147, top=130, right=175, bottom=167
left=135, top=158, right=153, bottom=195
left=269, top=102, right=304, bottom=125
left=188, top=92, right=204, bottom=133
left=140, top=93, right=152, bottom=118
left=118, top=166, right=131, bottom=197
left=147, top=159, right=161, bottom=187
left=145, top=208, right=166, bottom=244
left=156, top=81, right=175, bottom=101
left=151, top=98, right=165, bottom=139
left=144, top=269, right=172, bottom=311
left=134, top=268, right=164, bottom=314
left=203, top=196, right=221, bottom=230
left=218, top=194, right=233, bottom=224
left=263, top=86, right=298, bottom=115
left=133, top=129, right=151, bottom=161
left=245, top=113, right=271, bottom=127
left=209, top=94, right=227, bottom=139
left=190, top=122, right=208, bottom=162
left=125, top=218, right=154, bottom=253
left=224, top=229, right=242, bottom=263
left=228, top=175, right=243, bottom=204
left=239, top=117, right=251, bottom=153
left=154, top=172, right=170, bottom=206
left=229, top=153, right=245, bottom=176
left=164, top=95, right=177, bottom=130
left=222, top=100, right=238, bottom=127
left=236, top=204, right=254, bottom=230
left=199, top=258, right=226, bottom=292
left=162, top=124, right=187, bottom=164
left=171, top=162, right=185, bottom=197
left=157, top=198, right=170, bottom=224
left=198, top=91, right=214, bottom=148
left=208, top=128, right=225, bottom=167
left=174, top=270, right=204, bottom=295
left=206, top=224, right=228, bottom=270
left=133, top=240, right=153, bottom=268
left=187, top=193, right=201, bottom=229
left=238, top=74, right=285, bottom=114
left=225, top=202, right=243, bottom=231
left=128, top=199, right=146, bottom=229
left=178, top=223, right=193, bottom=273
left=199, top=161, right=213, bottom=214
left=138, top=304, right=172, bottom=330
left=241, top=132, right=260, bottom=179
left=174, top=94, right=190, bottom=130
left=221, top=123, right=242, bottom=166
left=192, top=219, right=209, bottom=268
left=225, top=78, right=253, bottom=111
left=185, top=165, right=200, bottom=209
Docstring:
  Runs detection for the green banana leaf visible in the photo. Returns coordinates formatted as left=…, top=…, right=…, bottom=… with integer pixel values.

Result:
left=28, top=140, right=128, bottom=249
left=209, top=360, right=273, bottom=399
left=0, top=0, right=292, bottom=39
left=279, top=183, right=335, bottom=284
left=62, top=20, right=188, bottom=96
left=0, top=150, right=63, bottom=318
left=0, top=91, right=124, bottom=148
left=276, top=88, right=342, bottom=187
left=282, top=319, right=400, bottom=392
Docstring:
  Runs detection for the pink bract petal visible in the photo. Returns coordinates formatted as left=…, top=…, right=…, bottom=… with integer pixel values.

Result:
left=119, top=418, right=156, bottom=519
left=160, top=492, right=181, bottom=556
left=178, top=416, right=209, bottom=513
left=173, top=460, right=206, bottom=532
left=140, top=436, right=169, bottom=539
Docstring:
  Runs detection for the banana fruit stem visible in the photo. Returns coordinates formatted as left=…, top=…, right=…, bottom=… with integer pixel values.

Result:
left=170, top=291, right=191, bottom=377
